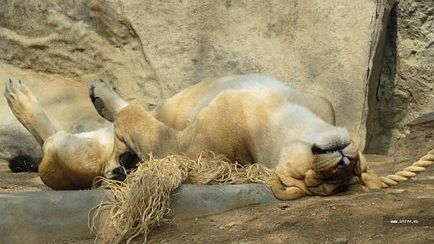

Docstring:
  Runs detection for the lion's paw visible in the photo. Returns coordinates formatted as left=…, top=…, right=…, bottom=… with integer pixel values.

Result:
left=4, top=79, right=39, bottom=118
left=88, top=79, right=127, bottom=122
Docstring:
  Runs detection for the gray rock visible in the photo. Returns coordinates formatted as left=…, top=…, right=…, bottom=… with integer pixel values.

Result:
left=0, top=190, right=105, bottom=244
left=366, top=0, right=434, bottom=154
left=409, top=111, right=434, bottom=131
left=335, top=237, right=349, bottom=244
left=0, top=184, right=276, bottom=243
left=171, top=184, right=276, bottom=219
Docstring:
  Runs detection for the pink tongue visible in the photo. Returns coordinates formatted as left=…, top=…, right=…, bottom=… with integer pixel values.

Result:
left=343, top=157, right=351, bottom=166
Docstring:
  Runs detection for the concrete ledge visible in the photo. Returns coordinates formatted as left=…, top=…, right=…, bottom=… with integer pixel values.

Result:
left=172, top=184, right=276, bottom=219
left=0, top=184, right=275, bottom=243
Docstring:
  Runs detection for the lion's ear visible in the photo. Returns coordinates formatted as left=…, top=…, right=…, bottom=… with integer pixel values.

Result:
left=353, top=151, right=367, bottom=176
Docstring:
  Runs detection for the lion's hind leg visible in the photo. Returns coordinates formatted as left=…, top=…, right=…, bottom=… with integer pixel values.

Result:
left=38, top=130, right=110, bottom=190
left=88, top=79, right=128, bottom=122
left=4, top=79, right=57, bottom=146
left=38, top=140, right=76, bottom=190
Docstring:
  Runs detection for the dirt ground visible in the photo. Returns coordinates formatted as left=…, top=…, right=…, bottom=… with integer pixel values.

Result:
left=1, top=128, right=433, bottom=243
left=0, top=159, right=49, bottom=193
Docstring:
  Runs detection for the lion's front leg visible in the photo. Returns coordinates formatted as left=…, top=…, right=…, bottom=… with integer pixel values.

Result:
left=356, top=152, right=384, bottom=189
left=304, top=170, right=338, bottom=196
left=270, top=141, right=314, bottom=200
left=270, top=175, right=306, bottom=200
left=304, top=169, right=323, bottom=187
left=361, top=169, right=383, bottom=189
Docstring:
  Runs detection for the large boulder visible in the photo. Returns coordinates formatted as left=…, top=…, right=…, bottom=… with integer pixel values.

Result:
left=0, top=0, right=395, bottom=161
left=366, top=0, right=434, bottom=154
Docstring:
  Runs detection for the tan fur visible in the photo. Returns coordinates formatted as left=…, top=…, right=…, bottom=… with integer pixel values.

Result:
left=103, top=77, right=348, bottom=197
left=39, top=131, right=110, bottom=189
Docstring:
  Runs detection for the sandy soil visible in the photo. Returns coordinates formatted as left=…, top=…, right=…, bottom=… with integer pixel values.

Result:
left=0, top=159, right=49, bottom=193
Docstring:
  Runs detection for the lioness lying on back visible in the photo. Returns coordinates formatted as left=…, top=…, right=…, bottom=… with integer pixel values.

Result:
left=5, top=74, right=432, bottom=199
left=91, top=74, right=391, bottom=200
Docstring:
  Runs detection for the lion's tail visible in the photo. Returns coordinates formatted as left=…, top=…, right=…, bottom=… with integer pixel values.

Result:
left=8, top=155, right=40, bottom=172
left=379, top=149, right=434, bottom=187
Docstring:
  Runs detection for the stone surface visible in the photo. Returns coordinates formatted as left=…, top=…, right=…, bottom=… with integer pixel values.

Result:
left=392, top=111, right=434, bottom=164
left=171, top=184, right=276, bottom=219
left=0, top=184, right=275, bottom=243
left=0, top=0, right=395, bottom=161
left=0, top=190, right=104, bottom=244
left=366, top=0, right=434, bottom=154
left=409, top=111, right=434, bottom=131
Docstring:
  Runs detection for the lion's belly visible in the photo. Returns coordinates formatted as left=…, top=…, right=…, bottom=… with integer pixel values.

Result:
left=154, top=74, right=335, bottom=168
left=242, top=95, right=334, bottom=169
left=181, top=88, right=291, bottom=166
left=152, top=74, right=305, bottom=129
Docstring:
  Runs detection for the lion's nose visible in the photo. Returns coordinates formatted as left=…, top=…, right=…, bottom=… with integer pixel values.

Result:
left=106, top=166, right=127, bottom=181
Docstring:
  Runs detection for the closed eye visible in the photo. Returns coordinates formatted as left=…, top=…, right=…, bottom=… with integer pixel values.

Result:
left=311, top=143, right=350, bottom=155
left=311, top=145, right=328, bottom=154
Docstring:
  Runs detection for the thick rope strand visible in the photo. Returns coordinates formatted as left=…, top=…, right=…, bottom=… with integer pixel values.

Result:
left=380, top=149, right=434, bottom=187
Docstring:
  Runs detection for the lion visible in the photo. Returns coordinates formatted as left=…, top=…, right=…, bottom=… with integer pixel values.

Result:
left=4, top=75, right=433, bottom=199
left=88, top=74, right=433, bottom=200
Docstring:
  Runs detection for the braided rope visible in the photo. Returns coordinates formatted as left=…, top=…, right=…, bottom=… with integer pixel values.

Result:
left=380, top=149, right=434, bottom=187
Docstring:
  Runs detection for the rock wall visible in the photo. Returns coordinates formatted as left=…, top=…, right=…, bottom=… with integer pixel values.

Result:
left=366, top=0, right=434, bottom=154
left=0, top=0, right=394, bottom=161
